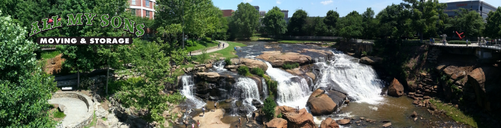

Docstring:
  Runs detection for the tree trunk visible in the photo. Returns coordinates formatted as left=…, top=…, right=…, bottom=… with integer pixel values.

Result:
left=77, top=67, right=80, bottom=89
left=106, top=63, right=109, bottom=96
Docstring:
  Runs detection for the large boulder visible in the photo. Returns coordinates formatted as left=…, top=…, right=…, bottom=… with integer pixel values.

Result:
left=282, top=108, right=317, bottom=128
left=320, top=118, right=339, bottom=128
left=388, top=78, right=404, bottom=97
left=256, top=51, right=312, bottom=67
left=307, top=89, right=337, bottom=116
left=266, top=118, right=288, bottom=128
left=195, top=72, right=220, bottom=82
left=359, top=56, right=383, bottom=66
left=240, top=58, right=268, bottom=71
left=467, top=67, right=500, bottom=111
left=437, top=65, right=468, bottom=80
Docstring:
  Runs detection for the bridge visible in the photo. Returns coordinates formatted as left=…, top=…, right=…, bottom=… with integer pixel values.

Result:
left=429, top=42, right=501, bottom=61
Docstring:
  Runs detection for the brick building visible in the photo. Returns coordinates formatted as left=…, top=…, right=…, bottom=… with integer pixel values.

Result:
left=128, top=0, right=156, bottom=19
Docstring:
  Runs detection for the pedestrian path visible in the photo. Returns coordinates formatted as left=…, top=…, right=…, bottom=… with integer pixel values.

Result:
left=188, top=41, right=229, bottom=56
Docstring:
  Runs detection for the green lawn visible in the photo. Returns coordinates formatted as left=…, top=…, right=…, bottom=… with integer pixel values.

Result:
left=53, top=111, right=66, bottom=118
left=186, top=40, right=219, bottom=52
left=251, top=34, right=272, bottom=41
left=208, top=41, right=247, bottom=58
left=40, top=51, right=61, bottom=59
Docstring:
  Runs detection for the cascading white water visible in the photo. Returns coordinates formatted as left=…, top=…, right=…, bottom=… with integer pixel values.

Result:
left=262, top=78, right=268, bottom=99
left=213, top=60, right=227, bottom=72
left=314, top=52, right=385, bottom=104
left=265, top=62, right=311, bottom=109
left=231, top=77, right=261, bottom=116
left=180, top=75, right=206, bottom=109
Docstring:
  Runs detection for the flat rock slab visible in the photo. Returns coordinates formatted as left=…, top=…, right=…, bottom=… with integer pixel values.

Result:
left=48, top=97, right=89, bottom=127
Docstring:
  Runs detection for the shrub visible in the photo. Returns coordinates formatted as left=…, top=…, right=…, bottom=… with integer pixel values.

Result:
left=203, top=37, right=212, bottom=42
left=263, top=97, right=277, bottom=120
left=251, top=68, right=265, bottom=77
left=282, top=63, right=299, bottom=69
left=224, top=58, right=232, bottom=66
left=237, top=66, right=251, bottom=76
left=264, top=76, right=278, bottom=96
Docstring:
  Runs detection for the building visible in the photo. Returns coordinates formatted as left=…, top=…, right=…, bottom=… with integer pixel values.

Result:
left=281, top=10, right=289, bottom=19
left=128, top=0, right=156, bottom=19
left=254, top=6, right=260, bottom=11
left=222, top=10, right=234, bottom=17
left=259, top=11, right=266, bottom=18
left=443, top=0, right=497, bottom=20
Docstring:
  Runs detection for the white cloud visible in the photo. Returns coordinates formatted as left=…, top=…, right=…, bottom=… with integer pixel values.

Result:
left=276, top=0, right=281, bottom=4
left=243, top=0, right=253, bottom=3
left=320, top=0, right=333, bottom=5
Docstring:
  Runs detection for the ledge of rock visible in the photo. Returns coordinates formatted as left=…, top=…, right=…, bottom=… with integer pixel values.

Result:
left=281, top=108, right=317, bottom=128
left=256, top=51, right=312, bottom=67
left=307, top=89, right=337, bottom=116
left=467, top=67, right=500, bottom=111
left=320, top=118, right=340, bottom=128
left=359, top=56, right=383, bottom=66
left=240, top=58, right=268, bottom=71
left=195, top=72, right=220, bottom=82
left=388, top=78, right=404, bottom=97
left=436, top=65, right=468, bottom=80
left=266, top=118, right=288, bottom=128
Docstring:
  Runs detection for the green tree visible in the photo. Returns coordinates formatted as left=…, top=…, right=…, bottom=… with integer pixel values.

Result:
left=362, top=8, right=379, bottom=39
left=229, top=2, right=260, bottom=39
left=484, top=7, right=501, bottom=39
left=376, top=4, right=413, bottom=39
left=306, top=17, right=328, bottom=36
left=263, top=97, right=277, bottom=120
left=323, top=10, right=339, bottom=36
left=0, top=11, right=58, bottom=127
left=287, top=9, right=308, bottom=36
left=403, top=0, right=447, bottom=40
left=263, top=6, right=287, bottom=39
left=448, top=8, right=485, bottom=38
left=337, top=11, right=364, bottom=40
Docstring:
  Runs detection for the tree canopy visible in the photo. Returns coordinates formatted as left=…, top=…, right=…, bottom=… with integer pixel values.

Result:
left=448, top=8, right=485, bottom=38
left=263, top=6, right=287, bottom=39
left=484, top=7, right=501, bottom=39
left=287, top=9, right=308, bottom=36
left=362, top=8, right=378, bottom=39
left=228, top=2, right=260, bottom=39
left=323, top=10, right=339, bottom=36
left=0, top=10, right=58, bottom=127
left=337, top=11, right=364, bottom=39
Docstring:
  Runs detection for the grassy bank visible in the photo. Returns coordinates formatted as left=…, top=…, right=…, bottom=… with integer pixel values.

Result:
left=192, top=41, right=246, bottom=59
left=430, top=99, right=478, bottom=127
left=40, top=51, right=61, bottom=59
left=186, top=39, right=219, bottom=52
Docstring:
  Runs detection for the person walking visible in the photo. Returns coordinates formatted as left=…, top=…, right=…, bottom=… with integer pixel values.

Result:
left=197, top=120, right=200, bottom=128
left=192, top=123, right=194, bottom=128
left=238, top=117, right=241, bottom=125
left=223, top=43, right=225, bottom=48
left=214, top=102, right=217, bottom=109
left=202, top=107, right=205, bottom=116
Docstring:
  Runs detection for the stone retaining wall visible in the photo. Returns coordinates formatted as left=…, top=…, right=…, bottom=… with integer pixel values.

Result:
left=52, top=92, right=95, bottom=128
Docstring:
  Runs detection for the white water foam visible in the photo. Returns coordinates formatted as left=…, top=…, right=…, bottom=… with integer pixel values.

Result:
left=314, top=52, right=385, bottom=104
left=264, top=62, right=311, bottom=109
left=180, top=75, right=206, bottom=109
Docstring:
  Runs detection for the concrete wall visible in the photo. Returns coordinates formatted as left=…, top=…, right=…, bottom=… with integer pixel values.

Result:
left=52, top=92, right=95, bottom=128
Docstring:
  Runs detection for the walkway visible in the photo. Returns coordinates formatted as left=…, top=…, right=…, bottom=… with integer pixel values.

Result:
left=188, top=41, right=229, bottom=56
left=48, top=97, right=89, bottom=127
left=430, top=43, right=501, bottom=51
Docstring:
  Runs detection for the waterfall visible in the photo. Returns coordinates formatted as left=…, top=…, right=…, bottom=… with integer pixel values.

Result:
left=231, top=77, right=261, bottom=116
left=213, top=60, right=227, bottom=72
left=314, top=52, right=385, bottom=104
left=262, top=77, right=268, bottom=99
left=264, top=62, right=311, bottom=109
left=180, top=75, right=206, bottom=109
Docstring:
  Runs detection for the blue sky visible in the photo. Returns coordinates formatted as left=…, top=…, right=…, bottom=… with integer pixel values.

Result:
left=213, top=0, right=501, bottom=17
